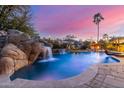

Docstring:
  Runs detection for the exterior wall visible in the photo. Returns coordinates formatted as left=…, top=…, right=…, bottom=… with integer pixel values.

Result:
left=110, top=38, right=124, bottom=52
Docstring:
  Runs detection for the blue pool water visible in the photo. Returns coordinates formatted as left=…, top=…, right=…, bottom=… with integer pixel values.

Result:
left=10, top=52, right=119, bottom=81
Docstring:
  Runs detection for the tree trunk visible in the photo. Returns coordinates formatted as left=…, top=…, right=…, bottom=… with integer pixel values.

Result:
left=97, top=23, right=99, bottom=43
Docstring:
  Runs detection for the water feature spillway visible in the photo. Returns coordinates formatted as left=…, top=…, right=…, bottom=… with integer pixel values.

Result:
left=41, top=46, right=56, bottom=62
left=43, top=46, right=53, bottom=59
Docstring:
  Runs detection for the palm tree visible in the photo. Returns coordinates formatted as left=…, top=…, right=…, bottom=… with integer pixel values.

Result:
left=93, top=13, right=104, bottom=43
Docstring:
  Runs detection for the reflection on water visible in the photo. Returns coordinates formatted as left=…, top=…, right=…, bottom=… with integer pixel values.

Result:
left=10, top=52, right=119, bottom=81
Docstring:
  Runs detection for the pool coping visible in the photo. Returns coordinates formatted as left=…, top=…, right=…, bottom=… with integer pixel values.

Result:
left=0, top=64, right=98, bottom=88
left=111, top=55, right=124, bottom=63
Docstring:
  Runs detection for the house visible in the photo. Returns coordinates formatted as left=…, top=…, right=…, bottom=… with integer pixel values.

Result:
left=109, top=37, right=124, bottom=52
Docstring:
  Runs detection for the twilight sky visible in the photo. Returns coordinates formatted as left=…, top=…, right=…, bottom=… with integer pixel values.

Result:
left=31, top=5, right=124, bottom=40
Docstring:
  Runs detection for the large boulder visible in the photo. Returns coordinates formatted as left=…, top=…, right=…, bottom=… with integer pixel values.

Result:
left=29, top=42, right=42, bottom=63
left=0, top=29, right=46, bottom=75
left=0, top=57, right=14, bottom=74
left=16, top=40, right=32, bottom=59
left=7, top=29, right=43, bottom=63
left=0, top=44, right=28, bottom=74
left=7, top=29, right=30, bottom=45
left=17, top=39, right=43, bottom=64
left=1, top=44, right=27, bottom=60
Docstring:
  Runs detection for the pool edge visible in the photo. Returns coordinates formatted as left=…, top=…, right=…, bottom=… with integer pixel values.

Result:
left=9, top=64, right=98, bottom=88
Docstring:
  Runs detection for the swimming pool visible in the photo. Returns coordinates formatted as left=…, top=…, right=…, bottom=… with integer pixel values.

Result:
left=10, top=52, right=119, bottom=81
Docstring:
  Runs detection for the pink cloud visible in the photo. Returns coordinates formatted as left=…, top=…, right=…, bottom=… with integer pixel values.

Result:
left=32, top=5, right=124, bottom=40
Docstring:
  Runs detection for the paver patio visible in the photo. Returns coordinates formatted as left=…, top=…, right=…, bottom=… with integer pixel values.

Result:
left=77, top=56, right=124, bottom=88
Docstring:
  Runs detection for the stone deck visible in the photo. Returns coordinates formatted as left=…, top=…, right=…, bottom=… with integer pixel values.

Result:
left=0, top=56, right=124, bottom=88
left=77, top=63, right=124, bottom=88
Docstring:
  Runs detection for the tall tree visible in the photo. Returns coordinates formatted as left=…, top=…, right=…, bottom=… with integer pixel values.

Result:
left=0, top=5, right=35, bottom=36
left=93, top=13, right=104, bottom=43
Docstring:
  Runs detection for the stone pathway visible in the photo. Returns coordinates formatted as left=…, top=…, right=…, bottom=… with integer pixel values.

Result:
left=76, top=62, right=124, bottom=88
